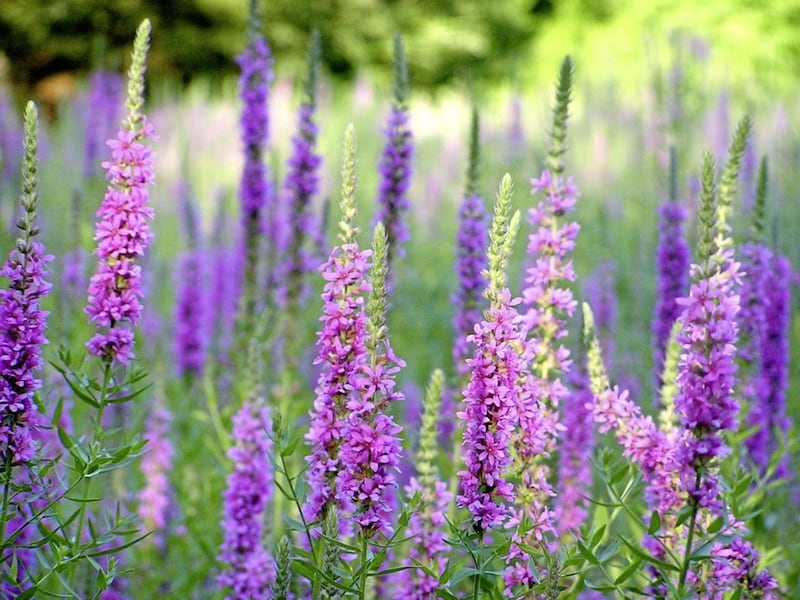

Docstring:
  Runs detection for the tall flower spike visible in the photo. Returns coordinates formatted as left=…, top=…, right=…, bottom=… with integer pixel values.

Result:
left=397, top=369, right=453, bottom=597
left=652, top=146, right=689, bottom=394
left=457, top=174, right=525, bottom=534
left=137, top=403, right=174, bottom=548
left=279, top=30, right=323, bottom=312
left=217, top=402, right=275, bottom=599
left=236, top=0, right=273, bottom=325
left=304, top=125, right=371, bottom=526
left=0, top=101, right=51, bottom=468
left=452, top=108, right=488, bottom=379
left=85, top=19, right=155, bottom=365
left=374, top=32, right=413, bottom=273
left=508, top=57, right=578, bottom=589
left=674, top=131, right=747, bottom=513
left=340, top=221, right=404, bottom=537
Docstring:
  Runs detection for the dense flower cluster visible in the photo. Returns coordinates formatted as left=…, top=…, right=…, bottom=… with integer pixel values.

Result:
left=280, top=101, right=322, bottom=309
left=452, top=193, right=488, bottom=377
left=674, top=249, right=741, bottom=511
left=83, top=70, right=123, bottom=179
left=340, top=337, right=404, bottom=536
left=375, top=102, right=413, bottom=264
left=457, top=289, right=526, bottom=532
left=138, top=405, right=174, bottom=547
left=0, top=241, right=51, bottom=466
left=85, top=118, right=156, bottom=364
left=653, top=201, right=690, bottom=392
left=304, top=243, right=372, bottom=524
left=218, top=403, right=275, bottom=599
left=174, top=250, right=206, bottom=377
left=691, top=537, right=780, bottom=598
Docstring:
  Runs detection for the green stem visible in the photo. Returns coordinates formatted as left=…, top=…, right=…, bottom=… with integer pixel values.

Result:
left=677, top=472, right=702, bottom=594
left=358, top=532, right=369, bottom=600
left=0, top=452, right=13, bottom=548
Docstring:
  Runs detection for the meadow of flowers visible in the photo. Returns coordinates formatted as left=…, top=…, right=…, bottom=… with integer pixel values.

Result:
left=0, top=6, right=798, bottom=600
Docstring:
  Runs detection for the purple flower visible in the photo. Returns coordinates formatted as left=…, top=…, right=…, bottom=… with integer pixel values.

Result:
left=744, top=249, right=792, bottom=478
left=457, top=288, right=526, bottom=532
left=554, top=368, right=594, bottom=536
left=83, top=70, right=123, bottom=179
left=138, top=405, right=174, bottom=547
left=0, top=241, right=51, bottom=466
left=304, top=242, right=372, bottom=525
left=218, top=402, right=275, bottom=599
left=396, top=478, right=452, bottom=598
left=452, top=193, right=488, bottom=378
left=692, top=537, right=780, bottom=598
left=85, top=119, right=156, bottom=365
left=652, top=201, right=689, bottom=392
left=674, top=250, right=741, bottom=512
left=236, top=28, right=274, bottom=316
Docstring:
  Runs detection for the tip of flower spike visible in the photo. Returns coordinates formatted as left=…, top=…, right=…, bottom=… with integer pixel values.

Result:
left=392, top=32, right=409, bottom=106
left=125, top=19, right=152, bottom=130
left=466, top=107, right=481, bottom=197
left=581, top=301, right=595, bottom=341
left=486, top=173, right=516, bottom=298
left=338, top=124, right=359, bottom=244
left=546, top=55, right=574, bottom=175
left=752, top=155, right=768, bottom=241
left=304, top=30, right=322, bottom=105
left=716, top=115, right=752, bottom=233
left=19, top=100, right=40, bottom=247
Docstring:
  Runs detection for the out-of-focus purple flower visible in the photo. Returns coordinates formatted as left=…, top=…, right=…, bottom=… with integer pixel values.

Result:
left=304, top=243, right=371, bottom=525
left=585, top=261, right=617, bottom=367
left=83, top=70, right=124, bottom=179
left=397, top=478, right=452, bottom=598
left=218, top=402, right=275, bottom=599
left=652, top=201, right=689, bottom=393
left=85, top=119, right=156, bottom=365
left=138, top=405, right=174, bottom=547
left=452, top=193, right=487, bottom=378
left=554, top=368, right=594, bottom=536
left=457, top=288, right=525, bottom=533
left=744, top=249, right=792, bottom=478
left=375, top=35, right=413, bottom=270
left=0, top=87, right=22, bottom=186
left=236, top=24, right=274, bottom=317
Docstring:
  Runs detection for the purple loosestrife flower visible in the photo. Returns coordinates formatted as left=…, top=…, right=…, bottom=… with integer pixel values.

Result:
left=236, top=2, right=273, bottom=321
left=746, top=250, right=792, bottom=477
left=395, top=370, right=452, bottom=598
left=653, top=200, right=690, bottom=393
left=674, top=131, right=748, bottom=513
left=340, top=222, right=403, bottom=537
left=85, top=21, right=155, bottom=366
left=138, top=404, right=174, bottom=547
left=218, top=402, right=275, bottom=599
left=691, top=537, right=780, bottom=599
left=173, top=186, right=207, bottom=378
left=0, top=102, right=51, bottom=468
left=452, top=109, right=488, bottom=379
left=554, top=366, right=594, bottom=536
left=457, top=175, right=524, bottom=534
left=279, top=31, right=322, bottom=311
left=83, top=70, right=123, bottom=179
left=304, top=125, right=370, bottom=526
left=0, top=87, right=22, bottom=186
left=375, top=33, right=413, bottom=271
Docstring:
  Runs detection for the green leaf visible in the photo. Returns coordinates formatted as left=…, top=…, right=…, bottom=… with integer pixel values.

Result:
left=590, top=524, right=607, bottom=549
left=577, top=541, right=600, bottom=566
left=647, top=511, right=661, bottom=535
left=614, top=558, right=643, bottom=585
left=706, top=516, right=724, bottom=534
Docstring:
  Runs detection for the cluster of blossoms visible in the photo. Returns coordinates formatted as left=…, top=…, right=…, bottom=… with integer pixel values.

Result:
left=137, top=405, right=174, bottom=547
left=218, top=403, right=275, bottom=599
left=375, top=34, right=413, bottom=269
left=452, top=191, right=488, bottom=378
left=652, top=200, right=690, bottom=392
left=85, top=117, right=156, bottom=364
left=304, top=241, right=372, bottom=524
left=279, top=32, right=322, bottom=311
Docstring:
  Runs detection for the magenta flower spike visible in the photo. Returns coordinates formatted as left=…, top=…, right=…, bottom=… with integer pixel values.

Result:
left=84, top=20, right=155, bottom=366
left=217, top=402, right=275, bottom=599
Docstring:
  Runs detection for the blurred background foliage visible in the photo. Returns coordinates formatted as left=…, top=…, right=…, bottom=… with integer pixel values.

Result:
left=2, top=0, right=800, bottom=106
